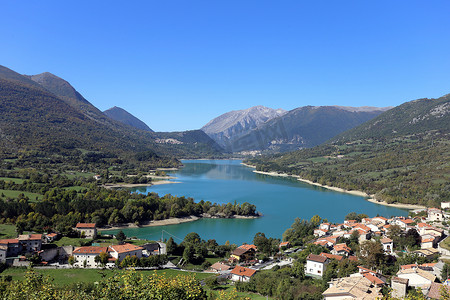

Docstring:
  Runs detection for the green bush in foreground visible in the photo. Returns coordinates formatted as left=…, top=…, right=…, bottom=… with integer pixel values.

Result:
left=0, top=269, right=207, bottom=300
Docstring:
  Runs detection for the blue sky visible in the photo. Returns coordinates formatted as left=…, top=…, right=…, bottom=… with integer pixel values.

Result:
left=2, top=1, right=450, bottom=131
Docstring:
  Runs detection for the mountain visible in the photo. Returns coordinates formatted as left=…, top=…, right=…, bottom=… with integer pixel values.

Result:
left=0, top=65, right=223, bottom=166
left=331, top=96, right=450, bottom=142
left=228, top=106, right=388, bottom=153
left=201, top=105, right=286, bottom=150
left=25, top=72, right=124, bottom=129
left=104, top=106, right=153, bottom=132
left=246, top=94, right=450, bottom=207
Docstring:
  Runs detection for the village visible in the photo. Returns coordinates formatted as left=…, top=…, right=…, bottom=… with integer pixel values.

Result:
left=0, top=202, right=449, bottom=299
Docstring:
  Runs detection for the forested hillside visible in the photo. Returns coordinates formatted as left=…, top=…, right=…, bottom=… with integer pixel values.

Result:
left=0, top=65, right=224, bottom=170
left=246, top=94, right=450, bottom=206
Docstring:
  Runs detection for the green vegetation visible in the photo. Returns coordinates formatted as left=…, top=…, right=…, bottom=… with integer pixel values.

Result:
left=0, top=189, right=43, bottom=201
left=247, top=95, right=450, bottom=206
left=0, top=224, right=17, bottom=239
left=441, top=236, right=450, bottom=252
left=0, top=269, right=208, bottom=299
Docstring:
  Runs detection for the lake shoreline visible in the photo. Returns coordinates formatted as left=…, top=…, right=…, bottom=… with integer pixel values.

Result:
left=248, top=167, right=426, bottom=210
left=103, top=180, right=181, bottom=189
left=100, top=214, right=260, bottom=231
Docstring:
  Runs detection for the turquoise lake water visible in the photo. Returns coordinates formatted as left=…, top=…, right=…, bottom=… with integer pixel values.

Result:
left=105, top=160, right=408, bottom=245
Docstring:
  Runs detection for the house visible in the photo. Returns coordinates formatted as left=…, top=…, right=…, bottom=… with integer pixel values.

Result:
left=75, top=223, right=97, bottom=238
left=230, top=266, right=256, bottom=282
left=396, top=268, right=436, bottom=289
left=420, top=235, right=436, bottom=249
left=322, top=274, right=382, bottom=299
left=305, top=253, right=328, bottom=278
left=45, top=233, right=59, bottom=243
left=0, top=245, right=7, bottom=263
left=314, top=236, right=337, bottom=248
left=18, top=234, right=42, bottom=252
left=428, top=208, right=444, bottom=222
left=394, top=218, right=414, bottom=229
left=73, top=246, right=109, bottom=268
left=320, top=252, right=343, bottom=261
left=319, top=223, right=331, bottom=231
left=441, top=202, right=450, bottom=210
left=141, top=243, right=161, bottom=255
left=230, top=246, right=256, bottom=262
left=109, top=243, right=143, bottom=262
left=372, top=216, right=387, bottom=225
left=209, top=262, right=231, bottom=273
left=413, top=248, right=440, bottom=259
left=357, top=266, right=387, bottom=285
left=380, top=237, right=393, bottom=255
left=314, top=228, right=328, bottom=237
left=332, top=243, right=352, bottom=256
left=0, top=239, right=21, bottom=257
left=391, top=277, right=408, bottom=298
left=279, top=241, right=291, bottom=249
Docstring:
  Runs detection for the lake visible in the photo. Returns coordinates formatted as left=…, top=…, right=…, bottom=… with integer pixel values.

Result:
left=105, top=159, right=408, bottom=245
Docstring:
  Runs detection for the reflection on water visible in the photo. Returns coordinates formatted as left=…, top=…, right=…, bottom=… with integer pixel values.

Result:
left=108, top=160, right=408, bottom=245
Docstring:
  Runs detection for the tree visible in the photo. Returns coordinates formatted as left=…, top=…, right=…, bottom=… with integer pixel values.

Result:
left=166, top=237, right=177, bottom=255
left=359, top=240, right=385, bottom=269
left=68, top=255, right=75, bottom=267
left=184, top=232, right=201, bottom=245
left=116, top=230, right=126, bottom=243
left=95, top=251, right=109, bottom=268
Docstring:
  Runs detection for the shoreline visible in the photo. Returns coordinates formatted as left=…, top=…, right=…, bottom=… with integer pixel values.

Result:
left=240, top=162, right=257, bottom=169
left=251, top=168, right=427, bottom=210
left=100, top=214, right=260, bottom=231
left=103, top=180, right=181, bottom=189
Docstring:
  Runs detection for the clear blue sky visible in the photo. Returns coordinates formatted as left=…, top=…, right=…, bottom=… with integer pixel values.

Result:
left=2, top=1, right=449, bottom=131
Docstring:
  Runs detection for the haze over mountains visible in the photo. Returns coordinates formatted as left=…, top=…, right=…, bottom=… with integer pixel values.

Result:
left=201, top=105, right=390, bottom=153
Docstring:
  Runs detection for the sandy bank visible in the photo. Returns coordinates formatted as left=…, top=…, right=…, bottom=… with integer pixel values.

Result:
left=100, top=214, right=260, bottom=231
left=241, top=162, right=257, bottom=169
left=103, top=180, right=180, bottom=189
left=251, top=167, right=426, bottom=210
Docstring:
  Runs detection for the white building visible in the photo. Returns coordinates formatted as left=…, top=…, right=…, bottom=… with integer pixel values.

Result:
left=428, top=208, right=444, bottom=222
left=441, top=202, right=450, bottom=210
left=75, top=223, right=97, bottom=238
left=73, top=246, right=109, bottom=268
left=230, top=266, right=256, bottom=282
left=109, top=243, right=143, bottom=262
left=396, top=268, right=436, bottom=289
left=18, top=234, right=42, bottom=253
left=305, top=253, right=329, bottom=277
left=380, top=237, right=394, bottom=255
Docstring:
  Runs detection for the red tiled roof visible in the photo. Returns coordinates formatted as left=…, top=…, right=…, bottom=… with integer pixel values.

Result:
left=109, top=243, right=143, bottom=254
left=380, top=238, right=393, bottom=244
left=307, top=253, right=328, bottom=263
left=314, top=240, right=328, bottom=246
left=238, top=244, right=257, bottom=251
left=231, top=266, right=256, bottom=277
left=46, top=233, right=58, bottom=238
left=279, top=242, right=290, bottom=247
left=0, top=239, right=19, bottom=244
left=334, top=243, right=351, bottom=253
left=400, top=264, right=417, bottom=270
left=73, top=246, right=108, bottom=255
left=210, top=262, right=231, bottom=271
left=320, top=252, right=343, bottom=261
left=363, top=272, right=385, bottom=285
left=348, top=256, right=358, bottom=261
left=76, top=223, right=96, bottom=228
left=18, top=234, right=42, bottom=241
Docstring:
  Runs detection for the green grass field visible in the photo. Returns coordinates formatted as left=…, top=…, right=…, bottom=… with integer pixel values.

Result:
left=441, top=236, right=450, bottom=251
left=0, top=177, right=25, bottom=184
left=1, top=268, right=213, bottom=286
left=0, top=224, right=17, bottom=239
left=0, top=189, right=43, bottom=201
